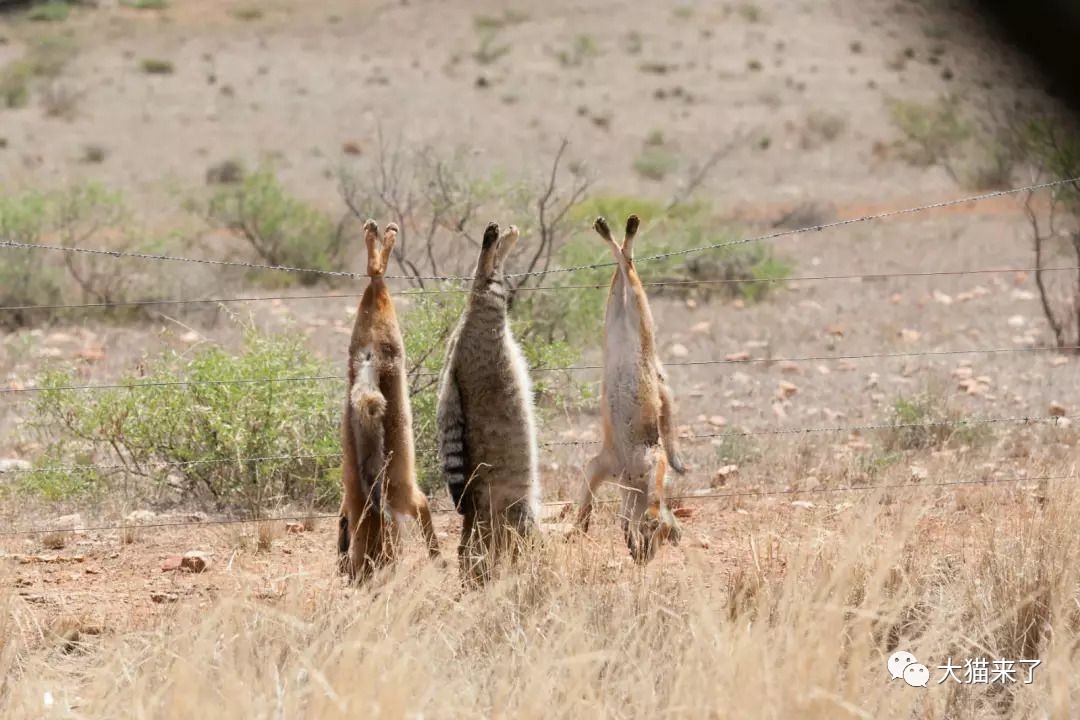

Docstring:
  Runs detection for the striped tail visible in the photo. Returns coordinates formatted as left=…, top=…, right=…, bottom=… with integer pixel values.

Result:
left=437, top=372, right=471, bottom=513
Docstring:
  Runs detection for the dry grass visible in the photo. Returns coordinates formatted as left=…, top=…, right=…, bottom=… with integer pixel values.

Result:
left=1, top=480, right=1077, bottom=718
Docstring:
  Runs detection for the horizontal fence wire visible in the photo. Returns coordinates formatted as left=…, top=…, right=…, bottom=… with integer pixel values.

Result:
left=1, top=178, right=1075, bottom=285
left=0, top=264, right=1076, bottom=313
left=4, top=345, right=1078, bottom=395
left=0, top=413, right=1073, bottom=477
left=0, top=473, right=1066, bottom=539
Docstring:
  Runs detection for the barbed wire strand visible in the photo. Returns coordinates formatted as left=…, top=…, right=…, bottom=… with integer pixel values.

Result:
left=1, top=178, right=1074, bottom=284
left=0, top=472, right=1065, bottom=539
left=0, top=413, right=1072, bottom=477
left=0, top=264, right=1073, bottom=313
left=5, top=344, right=1077, bottom=395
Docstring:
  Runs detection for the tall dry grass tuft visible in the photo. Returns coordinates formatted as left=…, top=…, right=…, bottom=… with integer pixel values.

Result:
left=1, top=487, right=1077, bottom=718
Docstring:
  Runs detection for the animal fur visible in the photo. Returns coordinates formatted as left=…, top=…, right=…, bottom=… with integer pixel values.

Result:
left=337, top=219, right=440, bottom=582
left=575, top=214, right=686, bottom=563
left=437, top=222, right=540, bottom=584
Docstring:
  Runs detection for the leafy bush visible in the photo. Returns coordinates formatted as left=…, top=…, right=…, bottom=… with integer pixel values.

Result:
left=208, top=168, right=346, bottom=286
left=0, top=191, right=63, bottom=328
left=0, top=183, right=164, bottom=328
left=0, top=35, right=76, bottom=109
left=26, top=329, right=341, bottom=511
left=524, top=195, right=792, bottom=342
left=27, top=1, right=71, bottom=22
left=881, top=392, right=989, bottom=451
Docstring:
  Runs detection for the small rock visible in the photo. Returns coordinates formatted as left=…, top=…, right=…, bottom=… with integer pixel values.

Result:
left=1007, top=315, right=1026, bottom=328
left=691, top=321, right=711, bottom=334
left=1050, top=356, right=1069, bottom=368
left=161, top=556, right=183, bottom=572
left=714, top=464, right=739, bottom=484
left=776, top=381, right=799, bottom=400
left=285, top=522, right=305, bottom=534
left=725, top=351, right=751, bottom=362
left=898, top=328, right=921, bottom=342
left=669, top=343, right=690, bottom=359
left=180, top=551, right=212, bottom=573
left=342, top=140, right=363, bottom=156
left=180, top=331, right=200, bottom=343
left=932, top=290, right=953, bottom=305
left=0, top=458, right=31, bottom=474
left=672, top=506, right=695, bottom=519
left=76, top=347, right=106, bottom=362
left=910, top=466, right=929, bottom=481
left=791, top=500, right=815, bottom=510
left=708, top=415, right=726, bottom=428
left=824, top=324, right=845, bottom=337
left=1049, top=402, right=1067, bottom=418
left=126, top=510, right=156, bottom=524
left=151, top=592, right=179, bottom=604
left=777, top=361, right=800, bottom=374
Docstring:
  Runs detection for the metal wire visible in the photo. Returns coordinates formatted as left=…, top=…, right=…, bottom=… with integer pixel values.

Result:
left=0, top=413, right=1072, bottom=475
left=0, top=264, right=1074, bottom=313
left=5, top=344, right=1076, bottom=394
left=0, top=472, right=1064, bottom=538
left=2, top=177, right=1074, bottom=284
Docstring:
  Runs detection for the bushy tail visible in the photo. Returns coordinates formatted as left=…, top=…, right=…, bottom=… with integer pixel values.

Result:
left=350, top=383, right=387, bottom=509
left=437, top=371, right=471, bottom=513
left=658, top=376, right=687, bottom=475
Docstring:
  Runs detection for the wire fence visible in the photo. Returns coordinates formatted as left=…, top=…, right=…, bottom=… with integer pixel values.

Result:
left=3, top=344, right=1077, bottom=395
left=1, top=177, right=1078, bottom=538
left=0, top=412, right=1073, bottom=475
left=0, top=472, right=1063, bottom=539
left=0, top=178, right=1073, bottom=286
left=0, top=264, right=1077, bottom=313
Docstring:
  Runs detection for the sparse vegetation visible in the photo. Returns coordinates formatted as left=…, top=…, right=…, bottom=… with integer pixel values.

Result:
left=882, top=391, right=989, bottom=451
left=0, top=35, right=77, bottom=109
left=140, top=58, right=175, bottom=75
left=555, top=34, right=600, bottom=68
left=0, top=183, right=156, bottom=328
left=887, top=95, right=1018, bottom=190
left=1020, top=119, right=1080, bottom=352
left=207, top=167, right=347, bottom=286
left=26, top=328, right=341, bottom=510
left=737, top=2, right=763, bottom=22
left=121, top=0, right=168, bottom=8
left=633, top=145, right=679, bottom=181
left=801, top=109, right=847, bottom=149
left=230, top=4, right=264, bottom=21
left=473, top=33, right=511, bottom=65
left=473, top=9, right=528, bottom=31
left=27, top=1, right=71, bottom=22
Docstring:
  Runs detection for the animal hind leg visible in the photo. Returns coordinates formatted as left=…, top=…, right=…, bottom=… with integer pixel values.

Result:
left=392, top=487, right=441, bottom=559
left=576, top=448, right=616, bottom=534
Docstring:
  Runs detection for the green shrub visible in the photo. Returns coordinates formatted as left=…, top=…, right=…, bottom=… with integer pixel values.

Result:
left=208, top=168, right=346, bottom=286
left=27, top=329, right=341, bottom=511
left=140, top=58, right=174, bottom=75
left=0, top=35, right=76, bottom=109
left=27, top=1, right=71, bottom=22
left=633, top=146, right=679, bottom=181
left=0, top=191, right=63, bottom=328
left=881, top=392, right=990, bottom=451
left=534, top=195, right=791, bottom=339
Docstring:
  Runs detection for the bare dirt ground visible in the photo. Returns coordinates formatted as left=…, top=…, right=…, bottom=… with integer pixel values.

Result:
left=2, top=0, right=1079, bottom=716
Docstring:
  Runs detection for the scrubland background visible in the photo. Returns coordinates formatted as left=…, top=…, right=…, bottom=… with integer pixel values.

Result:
left=2, top=0, right=1080, bottom=717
